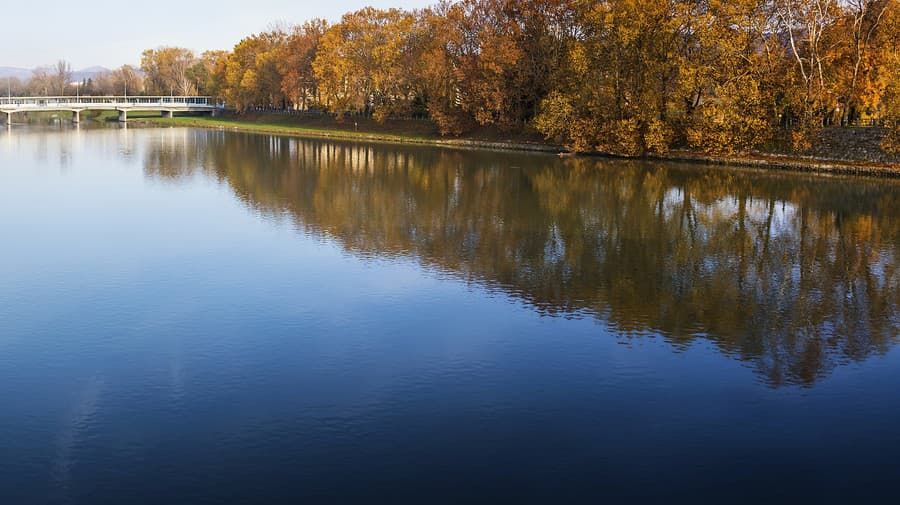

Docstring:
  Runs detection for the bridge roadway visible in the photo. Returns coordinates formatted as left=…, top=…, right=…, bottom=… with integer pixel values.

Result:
left=0, top=96, right=217, bottom=123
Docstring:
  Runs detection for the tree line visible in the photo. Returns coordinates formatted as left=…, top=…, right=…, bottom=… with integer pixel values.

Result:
left=9, top=0, right=900, bottom=155
left=6, top=61, right=143, bottom=97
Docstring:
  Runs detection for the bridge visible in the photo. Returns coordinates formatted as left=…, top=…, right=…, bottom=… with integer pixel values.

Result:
left=0, top=96, right=218, bottom=124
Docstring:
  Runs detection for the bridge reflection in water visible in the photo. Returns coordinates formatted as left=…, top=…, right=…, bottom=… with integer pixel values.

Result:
left=142, top=129, right=900, bottom=387
left=1, top=96, right=216, bottom=123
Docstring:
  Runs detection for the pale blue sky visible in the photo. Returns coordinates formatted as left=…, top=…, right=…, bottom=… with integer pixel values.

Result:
left=1, top=0, right=434, bottom=70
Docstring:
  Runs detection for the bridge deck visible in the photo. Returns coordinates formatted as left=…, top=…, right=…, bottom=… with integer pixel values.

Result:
left=1, top=96, right=216, bottom=112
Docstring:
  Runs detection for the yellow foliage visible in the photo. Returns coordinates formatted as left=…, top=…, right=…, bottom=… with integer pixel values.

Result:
left=644, top=119, right=673, bottom=155
left=597, top=120, right=642, bottom=157
left=686, top=81, right=773, bottom=155
left=883, top=125, right=900, bottom=154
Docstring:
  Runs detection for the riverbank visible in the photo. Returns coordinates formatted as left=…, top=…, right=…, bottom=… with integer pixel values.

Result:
left=119, top=112, right=900, bottom=177
left=657, top=150, right=900, bottom=178
left=120, top=112, right=560, bottom=153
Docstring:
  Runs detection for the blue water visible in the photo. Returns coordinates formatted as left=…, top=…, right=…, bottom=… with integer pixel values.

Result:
left=1, top=126, right=898, bottom=504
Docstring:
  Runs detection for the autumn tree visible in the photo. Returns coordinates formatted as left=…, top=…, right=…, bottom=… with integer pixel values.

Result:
left=223, top=30, right=288, bottom=111
left=771, top=0, right=846, bottom=148
left=4, top=77, right=24, bottom=97
left=313, top=7, right=424, bottom=120
left=535, top=0, right=688, bottom=155
left=828, top=0, right=892, bottom=125
left=197, top=50, right=230, bottom=102
left=88, top=66, right=142, bottom=95
left=27, top=67, right=53, bottom=96
left=52, top=60, right=73, bottom=95
left=682, top=0, right=783, bottom=154
left=878, top=0, right=900, bottom=153
left=141, top=47, right=199, bottom=95
left=413, top=4, right=474, bottom=135
left=112, top=65, right=144, bottom=95
left=434, top=0, right=576, bottom=132
left=279, top=20, right=328, bottom=110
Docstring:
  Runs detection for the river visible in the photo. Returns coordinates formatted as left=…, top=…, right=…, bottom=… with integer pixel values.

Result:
left=1, top=125, right=898, bottom=504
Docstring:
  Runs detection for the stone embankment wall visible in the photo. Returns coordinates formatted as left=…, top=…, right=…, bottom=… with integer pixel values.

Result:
left=663, top=127, right=900, bottom=178
left=804, top=127, right=898, bottom=164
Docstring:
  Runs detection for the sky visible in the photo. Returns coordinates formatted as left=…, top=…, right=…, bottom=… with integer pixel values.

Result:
left=0, top=0, right=434, bottom=70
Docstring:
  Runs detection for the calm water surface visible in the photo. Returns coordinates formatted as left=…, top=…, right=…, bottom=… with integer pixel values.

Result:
left=1, top=126, right=899, bottom=504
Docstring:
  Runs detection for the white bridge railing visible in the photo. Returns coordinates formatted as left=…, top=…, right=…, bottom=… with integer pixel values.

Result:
left=0, top=96, right=214, bottom=108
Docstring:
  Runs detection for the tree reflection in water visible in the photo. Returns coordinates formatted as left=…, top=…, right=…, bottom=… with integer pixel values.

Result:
left=144, top=130, right=900, bottom=387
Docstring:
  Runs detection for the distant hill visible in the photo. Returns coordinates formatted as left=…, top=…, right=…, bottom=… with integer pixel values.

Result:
left=0, top=67, right=32, bottom=80
left=72, top=66, right=111, bottom=82
left=0, top=66, right=111, bottom=82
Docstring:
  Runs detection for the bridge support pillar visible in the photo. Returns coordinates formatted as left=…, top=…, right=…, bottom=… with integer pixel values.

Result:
left=2, top=111, right=11, bottom=125
left=161, top=110, right=174, bottom=119
left=118, top=110, right=127, bottom=123
left=72, top=111, right=80, bottom=124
